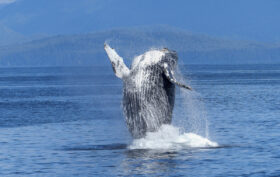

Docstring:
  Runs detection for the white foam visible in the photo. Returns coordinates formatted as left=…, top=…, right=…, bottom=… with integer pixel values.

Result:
left=131, top=50, right=165, bottom=69
left=129, top=124, right=218, bottom=150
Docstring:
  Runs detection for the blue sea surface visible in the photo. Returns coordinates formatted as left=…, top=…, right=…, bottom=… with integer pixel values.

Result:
left=0, top=65, right=279, bottom=176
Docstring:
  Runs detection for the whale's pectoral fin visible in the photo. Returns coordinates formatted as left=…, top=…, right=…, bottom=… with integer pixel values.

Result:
left=163, top=63, right=192, bottom=90
left=104, top=43, right=130, bottom=79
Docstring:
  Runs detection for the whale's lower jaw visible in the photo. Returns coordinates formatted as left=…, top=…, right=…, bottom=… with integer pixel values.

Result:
left=122, top=68, right=175, bottom=139
left=123, top=93, right=175, bottom=138
left=124, top=116, right=173, bottom=139
left=123, top=101, right=174, bottom=139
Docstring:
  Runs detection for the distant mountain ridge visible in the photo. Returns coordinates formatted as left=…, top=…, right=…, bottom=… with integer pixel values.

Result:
left=1, top=0, right=280, bottom=42
left=0, top=23, right=27, bottom=46
left=0, top=27, right=279, bottom=66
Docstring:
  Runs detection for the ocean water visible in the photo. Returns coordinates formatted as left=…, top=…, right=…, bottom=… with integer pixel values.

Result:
left=0, top=65, right=279, bottom=176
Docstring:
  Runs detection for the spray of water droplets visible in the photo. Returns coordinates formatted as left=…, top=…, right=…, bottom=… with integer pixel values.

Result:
left=173, top=68, right=209, bottom=138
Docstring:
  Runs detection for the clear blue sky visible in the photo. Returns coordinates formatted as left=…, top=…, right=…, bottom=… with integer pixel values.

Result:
left=0, top=0, right=280, bottom=41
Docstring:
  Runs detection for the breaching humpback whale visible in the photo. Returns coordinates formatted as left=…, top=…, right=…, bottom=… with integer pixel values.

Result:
left=104, top=44, right=192, bottom=138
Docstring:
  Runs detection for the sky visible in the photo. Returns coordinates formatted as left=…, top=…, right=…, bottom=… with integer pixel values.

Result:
left=0, top=0, right=280, bottom=42
left=0, top=0, right=16, bottom=4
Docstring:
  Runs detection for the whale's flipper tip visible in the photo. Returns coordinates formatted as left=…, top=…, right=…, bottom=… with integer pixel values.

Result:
left=163, top=62, right=192, bottom=91
left=104, top=43, right=130, bottom=79
left=184, top=86, right=192, bottom=91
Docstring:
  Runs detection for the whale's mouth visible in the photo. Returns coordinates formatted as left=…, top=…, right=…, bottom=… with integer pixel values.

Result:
left=129, top=124, right=218, bottom=150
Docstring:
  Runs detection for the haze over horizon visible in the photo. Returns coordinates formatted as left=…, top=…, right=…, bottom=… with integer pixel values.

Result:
left=0, top=0, right=280, bottom=44
left=0, top=0, right=280, bottom=66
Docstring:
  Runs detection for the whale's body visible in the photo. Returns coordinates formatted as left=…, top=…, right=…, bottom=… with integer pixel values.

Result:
left=105, top=44, right=191, bottom=138
left=123, top=59, right=175, bottom=138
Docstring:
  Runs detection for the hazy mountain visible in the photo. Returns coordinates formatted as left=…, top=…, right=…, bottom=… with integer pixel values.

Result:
left=0, top=27, right=279, bottom=66
left=1, top=0, right=280, bottom=42
left=0, top=23, right=26, bottom=46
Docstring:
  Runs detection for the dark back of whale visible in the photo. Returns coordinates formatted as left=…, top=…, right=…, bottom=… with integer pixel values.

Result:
left=123, top=64, right=175, bottom=138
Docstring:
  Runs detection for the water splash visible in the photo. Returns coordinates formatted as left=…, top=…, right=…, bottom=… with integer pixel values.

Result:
left=174, top=89, right=209, bottom=138
left=129, top=125, right=218, bottom=150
